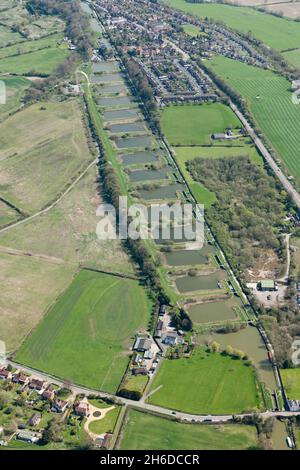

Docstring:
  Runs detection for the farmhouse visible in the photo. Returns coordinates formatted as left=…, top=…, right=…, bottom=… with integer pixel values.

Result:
left=163, top=332, right=178, bottom=346
left=133, top=337, right=152, bottom=352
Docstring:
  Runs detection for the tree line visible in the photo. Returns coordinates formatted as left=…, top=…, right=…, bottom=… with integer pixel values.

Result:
left=26, top=0, right=95, bottom=59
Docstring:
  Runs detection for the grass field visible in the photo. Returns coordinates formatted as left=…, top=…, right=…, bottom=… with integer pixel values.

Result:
left=161, top=103, right=257, bottom=207
left=182, top=24, right=202, bottom=37
left=161, top=103, right=241, bottom=146
left=0, top=167, right=134, bottom=274
left=0, top=100, right=93, bottom=213
left=283, top=48, right=300, bottom=69
left=162, top=0, right=300, bottom=51
left=147, top=348, right=262, bottom=414
left=0, top=76, right=30, bottom=121
left=0, top=47, right=69, bottom=75
left=0, top=200, right=19, bottom=228
left=0, top=252, right=75, bottom=353
left=118, top=410, right=258, bottom=450
left=281, top=368, right=300, bottom=399
left=89, top=406, right=120, bottom=435
left=0, top=33, right=64, bottom=60
left=0, top=3, right=64, bottom=41
left=209, top=56, right=300, bottom=183
left=15, top=270, right=152, bottom=393
left=0, top=24, right=23, bottom=48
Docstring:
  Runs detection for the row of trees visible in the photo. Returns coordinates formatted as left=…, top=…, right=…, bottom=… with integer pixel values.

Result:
left=84, top=96, right=170, bottom=311
left=26, top=0, right=95, bottom=59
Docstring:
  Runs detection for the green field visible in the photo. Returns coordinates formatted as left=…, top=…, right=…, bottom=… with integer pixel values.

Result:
left=0, top=75, right=30, bottom=121
left=283, top=48, right=300, bottom=69
left=162, top=0, right=300, bottom=51
left=0, top=200, right=19, bottom=227
left=0, top=24, right=23, bottom=48
left=0, top=167, right=134, bottom=275
left=0, top=33, right=64, bottom=60
left=118, top=410, right=258, bottom=450
left=182, top=24, right=202, bottom=37
left=0, top=252, right=75, bottom=353
left=161, top=103, right=241, bottom=146
left=0, top=100, right=92, bottom=213
left=0, top=47, right=69, bottom=75
left=147, top=348, right=262, bottom=414
left=209, top=55, right=300, bottom=183
left=160, top=103, right=257, bottom=207
left=15, top=270, right=152, bottom=393
left=281, top=368, right=300, bottom=399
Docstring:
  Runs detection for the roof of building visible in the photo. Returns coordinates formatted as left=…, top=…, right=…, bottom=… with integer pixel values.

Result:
left=212, top=133, right=226, bottom=139
left=144, top=350, right=153, bottom=360
left=29, top=378, right=44, bottom=387
left=134, top=337, right=152, bottom=351
left=260, top=280, right=275, bottom=289
left=76, top=402, right=89, bottom=412
left=54, top=399, right=68, bottom=409
left=17, top=430, right=36, bottom=440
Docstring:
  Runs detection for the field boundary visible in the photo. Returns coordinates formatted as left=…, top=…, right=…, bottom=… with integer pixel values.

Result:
left=80, top=266, right=139, bottom=281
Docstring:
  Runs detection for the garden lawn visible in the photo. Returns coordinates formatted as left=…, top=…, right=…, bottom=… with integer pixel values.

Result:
left=281, top=368, right=300, bottom=399
left=209, top=55, right=300, bottom=184
left=118, top=410, right=258, bottom=450
left=15, top=270, right=152, bottom=393
left=89, top=406, right=120, bottom=435
left=147, top=348, right=262, bottom=414
left=161, top=103, right=241, bottom=146
left=162, top=0, right=300, bottom=51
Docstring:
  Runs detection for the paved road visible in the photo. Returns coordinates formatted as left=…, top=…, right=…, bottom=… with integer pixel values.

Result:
left=8, top=360, right=300, bottom=423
